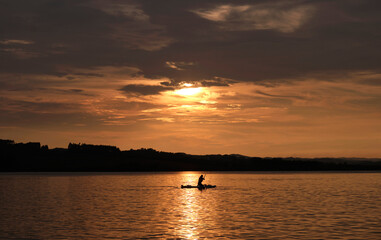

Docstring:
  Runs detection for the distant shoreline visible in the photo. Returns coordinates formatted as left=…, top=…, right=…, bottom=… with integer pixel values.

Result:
left=1, top=171, right=381, bottom=175
left=1, top=139, right=381, bottom=172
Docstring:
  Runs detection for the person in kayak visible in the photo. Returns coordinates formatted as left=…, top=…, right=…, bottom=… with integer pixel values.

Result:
left=198, top=174, right=205, bottom=187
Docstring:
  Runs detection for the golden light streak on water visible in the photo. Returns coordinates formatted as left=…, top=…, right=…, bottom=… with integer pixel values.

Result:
left=173, top=172, right=208, bottom=239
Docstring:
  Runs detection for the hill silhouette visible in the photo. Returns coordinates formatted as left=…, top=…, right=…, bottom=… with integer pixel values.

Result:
left=1, top=139, right=381, bottom=171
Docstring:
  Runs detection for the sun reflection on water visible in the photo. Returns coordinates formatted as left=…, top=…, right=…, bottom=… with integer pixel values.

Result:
left=181, top=191, right=200, bottom=239
left=172, top=173, right=205, bottom=239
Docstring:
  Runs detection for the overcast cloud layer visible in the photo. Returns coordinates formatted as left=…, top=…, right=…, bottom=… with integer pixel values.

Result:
left=0, top=0, right=380, bottom=157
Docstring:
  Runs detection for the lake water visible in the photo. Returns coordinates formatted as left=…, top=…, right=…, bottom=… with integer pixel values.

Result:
left=0, top=172, right=380, bottom=239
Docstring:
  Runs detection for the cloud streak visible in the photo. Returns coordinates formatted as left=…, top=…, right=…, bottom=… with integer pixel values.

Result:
left=165, top=61, right=195, bottom=70
left=0, top=39, right=34, bottom=45
left=192, top=2, right=315, bottom=33
left=120, top=84, right=174, bottom=96
left=90, top=0, right=174, bottom=51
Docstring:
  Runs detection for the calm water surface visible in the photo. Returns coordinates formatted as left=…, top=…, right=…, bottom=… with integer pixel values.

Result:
left=0, top=172, right=380, bottom=239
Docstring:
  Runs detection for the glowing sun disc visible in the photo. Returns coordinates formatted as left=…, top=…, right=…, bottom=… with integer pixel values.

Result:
left=183, top=83, right=193, bottom=87
left=175, top=87, right=202, bottom=96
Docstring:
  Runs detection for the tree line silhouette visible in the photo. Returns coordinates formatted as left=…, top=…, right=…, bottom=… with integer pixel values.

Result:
left=1, top=139, right=381, bottom=171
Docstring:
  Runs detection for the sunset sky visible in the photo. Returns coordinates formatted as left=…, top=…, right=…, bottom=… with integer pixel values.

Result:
left=1, top=0, right=380, bottom=157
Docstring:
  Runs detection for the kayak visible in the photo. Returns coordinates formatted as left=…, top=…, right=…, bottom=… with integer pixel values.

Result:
left=181, top=184, right=216, bottom=189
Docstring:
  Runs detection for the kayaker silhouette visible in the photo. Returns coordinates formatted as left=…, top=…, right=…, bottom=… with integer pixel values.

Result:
left=198, top=174, right=205, bottom=187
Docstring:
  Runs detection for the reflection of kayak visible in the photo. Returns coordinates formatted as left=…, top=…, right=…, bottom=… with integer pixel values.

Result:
left=181, top=185, right=216, bottom=189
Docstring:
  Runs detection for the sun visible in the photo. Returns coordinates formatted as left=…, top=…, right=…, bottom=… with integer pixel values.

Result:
left=173, top=83, right=202, bottom=96
left=182, top=83, right=193, bottom=87
left=175, top=87, right=202, bottom=96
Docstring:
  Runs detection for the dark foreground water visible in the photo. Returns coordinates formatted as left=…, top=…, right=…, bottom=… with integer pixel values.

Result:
left=0, top=172, right=380, bottom=239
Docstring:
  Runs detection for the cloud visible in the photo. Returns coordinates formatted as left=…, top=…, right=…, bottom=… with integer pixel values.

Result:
left=1, top=0, right=379, bottom=84
left=350, top=71, right=381, bottom=86
left=192, top=5, right=251, bottom=22
left=165, top=61, right=195, bottom=70
left=2, top=48, right=40, bottom=59
left=94, top=1, right=149, bottom=21
left=200, top=77, right=236, bottom=87
left=59, top=66, right=142, bottom=80
left=90, top=0, right=174, bottom=51
left=0, top=96, right=82, bottom=114
left=192, top=2, right=315, bottom=33
left=0, top=39, right=34, bottom=45
left=159, top=76, right=235, bottom=88
left=119, top=84, right=174, bottom=96
left=255, top=90, right=306, bottom=100
left=0, top=0, right=173, bottom=65
left=0, top=39, right=37, bottom=59
left=111, top=24, right=174, bottom=51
